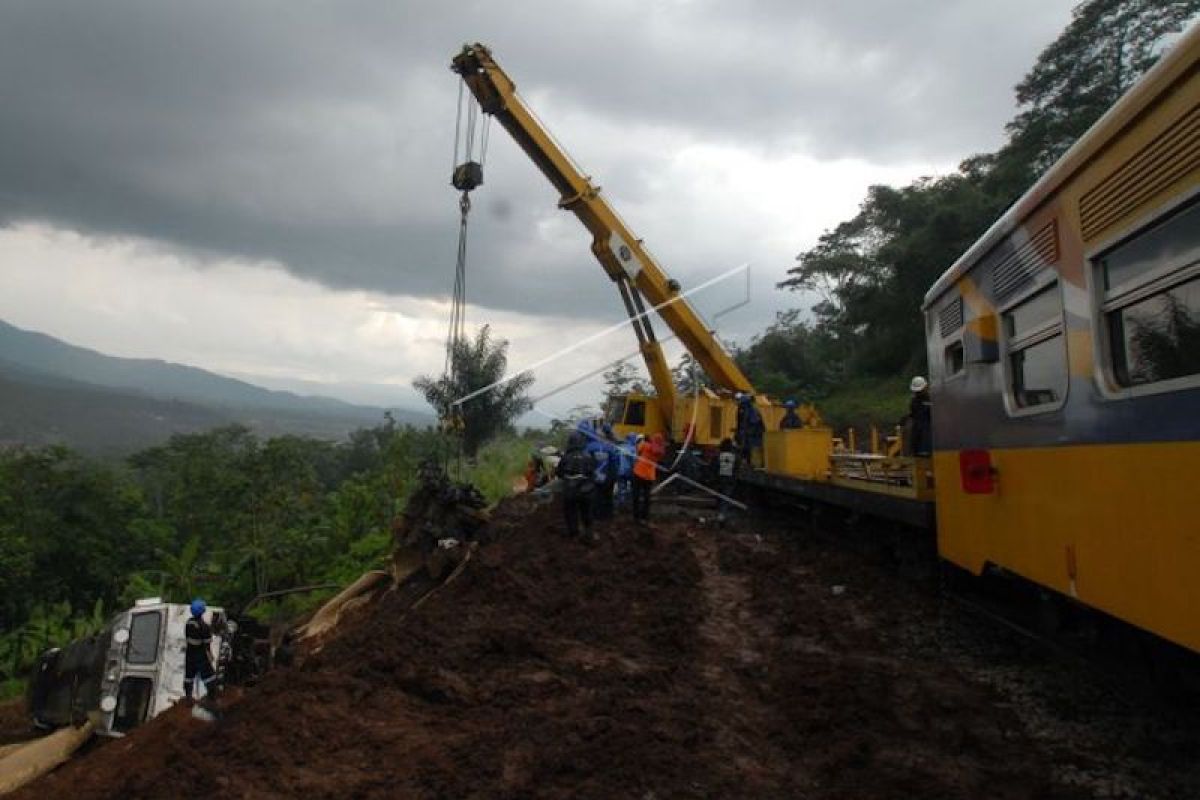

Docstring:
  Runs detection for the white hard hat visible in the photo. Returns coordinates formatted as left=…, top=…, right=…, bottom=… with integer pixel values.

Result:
left=910, top=376, right=928, bottom=392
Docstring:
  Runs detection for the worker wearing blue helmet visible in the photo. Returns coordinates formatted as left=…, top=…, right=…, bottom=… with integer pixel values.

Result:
left=183, top=598, right=219, bottom=705
left=780, top=399, right=803, bottom=430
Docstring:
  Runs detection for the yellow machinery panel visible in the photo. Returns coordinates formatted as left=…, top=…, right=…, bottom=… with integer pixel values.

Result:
left=764, top=428, right=834, bottom=480
left=933, top=441, right=1200, bottom=655
left=675, top=392, right=735, bottom=447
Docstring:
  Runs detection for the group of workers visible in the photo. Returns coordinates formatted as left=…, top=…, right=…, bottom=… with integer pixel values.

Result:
left=533, top=394, right=810, bottom=542
left=549, top=419, right=666, bottom=543
left=535, top=377, right=932, bottom=542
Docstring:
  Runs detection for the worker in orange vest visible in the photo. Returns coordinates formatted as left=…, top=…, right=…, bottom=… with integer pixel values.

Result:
left=632, top=432, right=664, bottom=525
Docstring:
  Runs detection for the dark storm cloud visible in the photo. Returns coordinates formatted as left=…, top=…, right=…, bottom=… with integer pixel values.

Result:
left=0, top=0, right=1072, bottom=320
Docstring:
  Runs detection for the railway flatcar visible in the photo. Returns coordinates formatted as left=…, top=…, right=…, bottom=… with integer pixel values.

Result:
left=922, top=23, right=1200, bottom=656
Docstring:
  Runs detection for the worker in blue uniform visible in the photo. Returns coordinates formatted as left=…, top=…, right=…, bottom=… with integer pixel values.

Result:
left=183, top=599, right=220, bottom=705
left=578, top=420, right=616, bottom=521
left=780, top=399, right=803, bottom=429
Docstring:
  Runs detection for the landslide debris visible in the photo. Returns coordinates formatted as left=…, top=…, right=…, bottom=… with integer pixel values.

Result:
left=12, top=495, right=1085, bottom=799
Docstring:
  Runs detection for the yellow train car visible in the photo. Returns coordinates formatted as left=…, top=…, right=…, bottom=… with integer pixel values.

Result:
left=922, top=24, right=1200, bottom=654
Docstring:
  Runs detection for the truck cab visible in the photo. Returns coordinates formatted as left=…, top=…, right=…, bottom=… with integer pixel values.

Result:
left=30, top=599, right=226, bottom=736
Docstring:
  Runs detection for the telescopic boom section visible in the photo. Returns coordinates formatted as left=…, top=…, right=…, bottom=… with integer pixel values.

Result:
left=451, top=43, right=755, bottom=424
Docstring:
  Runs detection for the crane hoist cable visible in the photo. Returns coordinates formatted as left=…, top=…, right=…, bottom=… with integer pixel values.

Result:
left=443, top=75, right=489, bottom=466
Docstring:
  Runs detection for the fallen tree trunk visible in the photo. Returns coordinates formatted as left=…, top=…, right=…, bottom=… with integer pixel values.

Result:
left=0, top=721, right=94, bottom=796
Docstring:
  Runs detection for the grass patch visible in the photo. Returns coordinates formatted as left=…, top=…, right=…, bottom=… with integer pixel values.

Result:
left=816, top=376, right=911, bottom=434
left=460, top=434, right=539, bottom=505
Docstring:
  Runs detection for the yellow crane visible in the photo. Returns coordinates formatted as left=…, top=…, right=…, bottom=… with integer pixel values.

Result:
left=450, top=43, right=806, bottom=446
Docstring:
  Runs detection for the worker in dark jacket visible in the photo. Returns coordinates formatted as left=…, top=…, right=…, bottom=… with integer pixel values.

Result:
left=183, top=599, right=219, bottom=705
left=780, top=399, right=803, bottom=429
left=556, top=432, right=596, bottom=541
left=735, top=394, right=765, bottom=467
left=908, top=376, right=932, bottom=456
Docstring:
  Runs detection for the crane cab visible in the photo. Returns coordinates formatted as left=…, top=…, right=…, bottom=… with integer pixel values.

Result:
left=605, top=392, right=665, bottom=441
left=606, top=390, right=794, bottom=451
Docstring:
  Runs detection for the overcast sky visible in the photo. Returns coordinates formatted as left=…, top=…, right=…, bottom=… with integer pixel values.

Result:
left=0, top=0, right=1076, bottom=417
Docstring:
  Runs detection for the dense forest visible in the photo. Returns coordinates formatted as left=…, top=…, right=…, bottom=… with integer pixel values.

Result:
left=734, top=0, right=1200, bottom=427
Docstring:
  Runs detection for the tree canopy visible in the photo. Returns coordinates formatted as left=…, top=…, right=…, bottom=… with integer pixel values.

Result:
left=744, top=0, right=1198, bottom=420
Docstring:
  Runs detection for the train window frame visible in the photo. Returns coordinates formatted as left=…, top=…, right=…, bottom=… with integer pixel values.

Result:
left=1090, top=194, right=1200, bottom=399
left=943, top=339, right=965, bottom=380
left=999, top=276, right=1069, bottom=416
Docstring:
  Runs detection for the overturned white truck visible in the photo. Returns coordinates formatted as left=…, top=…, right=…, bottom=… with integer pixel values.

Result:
left=28, top=598, right=274, bottom=736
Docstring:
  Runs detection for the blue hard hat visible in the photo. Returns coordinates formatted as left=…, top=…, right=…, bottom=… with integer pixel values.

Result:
left=785, top=399, right=797, bottom=408
left=738, top=394, right=752, bottom=404
left=190, top=599, right=206, bottom=617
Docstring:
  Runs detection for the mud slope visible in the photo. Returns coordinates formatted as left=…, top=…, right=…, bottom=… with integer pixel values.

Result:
left=13, top=496, right=1076, bottom=800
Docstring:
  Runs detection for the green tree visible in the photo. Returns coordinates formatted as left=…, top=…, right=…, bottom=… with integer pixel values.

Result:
left=1005, top=0, right=1200, bottom=174
left=413, top=325, right=533, bottom=456
left=159, top=535, right=202, bottom=601
left=771, top=0, right=1196, bottom=390
left=0, top=446, right=164, bottom=631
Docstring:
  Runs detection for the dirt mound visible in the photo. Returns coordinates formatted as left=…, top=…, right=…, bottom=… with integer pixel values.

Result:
left=12, top=496, right=1078, bottom=799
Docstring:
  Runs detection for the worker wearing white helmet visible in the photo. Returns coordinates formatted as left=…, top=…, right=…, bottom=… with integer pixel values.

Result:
left=908, top=376, right=932, bottom=456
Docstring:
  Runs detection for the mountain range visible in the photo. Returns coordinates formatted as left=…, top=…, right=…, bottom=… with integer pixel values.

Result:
left=0, top=319, right=432, bottom=456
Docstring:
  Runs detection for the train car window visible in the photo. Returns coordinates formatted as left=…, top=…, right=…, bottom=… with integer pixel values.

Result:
left=1098, top=201, right=1200, bottom=388
left=1101, top=201, right=1200, bottom=294
left=1004, top=286, right=1060, bottom=339
left=1003, top=283, right=1067, bottom=410
left=126, top=611, right=161, bottom=665
left=1109, top=275, right=1200, bottom=386
left=944, top=341, right=965, bottom=376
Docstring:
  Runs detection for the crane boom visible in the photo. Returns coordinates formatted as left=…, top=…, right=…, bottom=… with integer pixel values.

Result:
left=451, top=43, right=754, bottom=428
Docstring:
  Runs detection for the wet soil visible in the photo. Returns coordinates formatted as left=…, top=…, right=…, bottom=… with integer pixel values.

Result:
left=0, top=699, right=32, bottom=746
left=10, top=496, right=1194, bottom=798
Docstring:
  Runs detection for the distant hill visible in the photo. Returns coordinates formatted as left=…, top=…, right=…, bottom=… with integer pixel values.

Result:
left=0, top=320, right=432, bottom=455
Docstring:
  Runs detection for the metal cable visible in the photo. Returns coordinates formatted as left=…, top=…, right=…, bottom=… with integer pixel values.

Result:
left=452, top=79, right=464, bottom=175
left=480, top=114, right=491, bottom=167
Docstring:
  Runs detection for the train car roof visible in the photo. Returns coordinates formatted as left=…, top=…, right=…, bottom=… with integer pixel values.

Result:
left=923, top=21, right=1200, bottom=310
